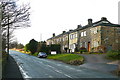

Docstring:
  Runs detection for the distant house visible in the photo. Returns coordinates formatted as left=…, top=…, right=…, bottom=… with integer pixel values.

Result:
left=46, top=17, right=120, bottom=53
left=46, top=31, right=69, bottom=53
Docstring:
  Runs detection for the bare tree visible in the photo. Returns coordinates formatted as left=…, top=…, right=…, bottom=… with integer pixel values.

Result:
left=1, top=0, right=30, bottom=29
left=0, top=0, right=30, bottom=54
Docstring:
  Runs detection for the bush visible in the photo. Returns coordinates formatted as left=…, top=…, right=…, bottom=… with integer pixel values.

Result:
left=79, top=47, right=87, bottom=53
left=106, top=50, right=120, bottom=60
left=68, top=59, right=83, bottom=65
left=97, top=46, right=106, bottom=53
left=32, top=52, right=39, bottom=56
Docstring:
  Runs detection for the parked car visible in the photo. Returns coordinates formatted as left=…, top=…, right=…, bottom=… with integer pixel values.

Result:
left=37, top=52, right=47, bottom=58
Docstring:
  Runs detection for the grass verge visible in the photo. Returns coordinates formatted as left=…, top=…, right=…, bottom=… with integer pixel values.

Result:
left=15, top=50, right=84, bottom=65
left=47, top=54, right=84, bottom=65
left=106, top=50, right=120, bottom=60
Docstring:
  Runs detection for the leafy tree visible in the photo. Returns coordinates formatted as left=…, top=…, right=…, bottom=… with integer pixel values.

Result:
left=37, top=41, right=50, bottom=54
left=24, top=43, right=30, bottom=52
left=17, top=43, right=24, bottom=49
left=28, top=39, right=38, bottom=54
left=50, top=44, right=61, bottom=53
left=9, top=41, right=24, bottom=49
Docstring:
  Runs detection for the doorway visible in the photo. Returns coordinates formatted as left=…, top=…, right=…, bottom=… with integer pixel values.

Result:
left=88, top=42, right=90, bottom=52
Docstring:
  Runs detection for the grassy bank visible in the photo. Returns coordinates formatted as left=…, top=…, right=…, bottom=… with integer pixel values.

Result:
left=106, top=50, right=120, bottom=60
left=47, top=54, right=84, bottom=65
left=106, top=50, right=120, bottom=76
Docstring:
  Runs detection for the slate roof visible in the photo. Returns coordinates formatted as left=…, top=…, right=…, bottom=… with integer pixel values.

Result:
left=47, top=17, right=120, bottom=40
left=81, top=18, right=120, bottom=30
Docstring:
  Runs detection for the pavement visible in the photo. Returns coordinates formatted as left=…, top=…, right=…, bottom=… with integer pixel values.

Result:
left=2, top=55, right=23, bottom=79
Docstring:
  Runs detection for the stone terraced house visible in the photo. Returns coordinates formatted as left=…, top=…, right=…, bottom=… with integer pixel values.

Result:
left=46, top=17, right=120, bottom=53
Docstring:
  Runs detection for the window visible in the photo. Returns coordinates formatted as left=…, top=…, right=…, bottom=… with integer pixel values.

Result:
left=90, top=27, right=98, bottom=34
left=84, top=31, right=86, bottom=36
left=66, top=36, right=68, bottom=40
left=63, top=37, right=64, bottom=41
left=81, top=32, right=84, bottom=37
left=70, top=34, right=75, bottom=39
left=73, top=34, right=75, bottom=39
left=59, top=38, right=61, bottom=42
left=70, top=35, right=72, bottom=39
left=81, top=31, right=86, bottom=37
left=76, top=33, right=77, bottom=38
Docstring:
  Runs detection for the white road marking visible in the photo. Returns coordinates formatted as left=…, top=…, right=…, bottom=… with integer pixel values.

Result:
left=19, top=65, right=31, bottom=78
left=57, top=64, right=61, bottom=66
left=54, top=70, right=62, bottom=73
left=47, top=65, right=56, bottom=69
left=64, top=74, right=72, bottom=78
left=38, top=61, right=43, bottom=64
left=49, top=75, right=53, bottom=78
left=76, top=70, right=82, bottom=72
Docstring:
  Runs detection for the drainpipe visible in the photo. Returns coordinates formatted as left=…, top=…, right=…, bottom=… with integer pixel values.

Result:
left=68, top=32, right=70, bottom=53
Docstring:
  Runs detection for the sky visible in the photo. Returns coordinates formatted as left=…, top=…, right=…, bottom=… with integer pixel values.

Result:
left=14, top=0, right=120, bottom=45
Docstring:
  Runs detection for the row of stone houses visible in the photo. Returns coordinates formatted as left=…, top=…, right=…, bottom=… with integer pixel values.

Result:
left=46, top=17, right=120, bottom=53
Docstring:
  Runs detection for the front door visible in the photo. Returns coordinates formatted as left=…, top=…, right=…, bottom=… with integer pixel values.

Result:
left=88, top=42, right=90, bottom=52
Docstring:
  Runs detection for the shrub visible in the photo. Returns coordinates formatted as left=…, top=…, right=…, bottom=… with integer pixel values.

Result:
left=68, top=59, right=83, bottom=65
left=106, top=50, right=120, bottom=60
left=97, top=46, right=106, bottom=53
left=79, top=47, right=87, bottom=53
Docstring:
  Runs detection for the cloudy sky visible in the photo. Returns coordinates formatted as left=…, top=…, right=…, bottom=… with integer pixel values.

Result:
left=14, top=0, right=120, bottom=45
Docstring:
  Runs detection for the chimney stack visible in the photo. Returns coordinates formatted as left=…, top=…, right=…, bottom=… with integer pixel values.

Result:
left=69, top=30, right=73, bottom=31
left=88, top=19, right=92, bottom=25
left=77, top=25, right=82, bottom=29
left=53, top=33, right=55, bottom=37
left=63, top=31, right=66, bottom=34
left=101, top=17, right=107, bottom=21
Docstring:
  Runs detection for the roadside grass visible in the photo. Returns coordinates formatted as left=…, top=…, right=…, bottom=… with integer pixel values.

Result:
left=75, top=52, right=105, bottom=54
left=47, top=54, right=84, bottom=65
left=106, top=50, right=120, bottom=60
left=105, top=50, right=120, bottom=76
left=32, top=52, right=39, bottom=56
left=13, top=50, right=84, bottom=65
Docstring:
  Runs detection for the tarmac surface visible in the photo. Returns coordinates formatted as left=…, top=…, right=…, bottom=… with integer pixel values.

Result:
left=9, top=50, right=119, bottom=79
left=2, top=50, right=120, bottom=80
left=78, top=54, right=119, bottom=74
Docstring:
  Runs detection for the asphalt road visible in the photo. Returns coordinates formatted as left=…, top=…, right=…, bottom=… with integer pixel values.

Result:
left=9, top=50, right=118, bottom=79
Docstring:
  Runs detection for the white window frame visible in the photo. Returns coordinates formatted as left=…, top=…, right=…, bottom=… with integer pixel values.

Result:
left=84, top=31, right=86, bottom=36
left=76, top=33, right=77, bottom=38
left=81, top=32, right=84, bottom=37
